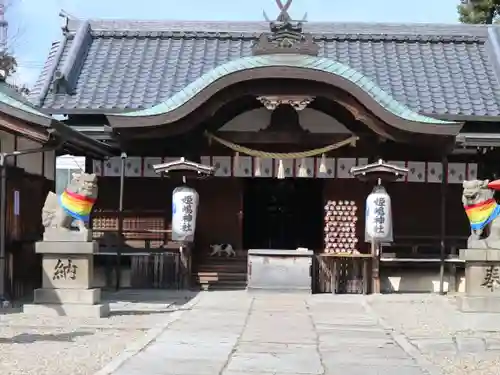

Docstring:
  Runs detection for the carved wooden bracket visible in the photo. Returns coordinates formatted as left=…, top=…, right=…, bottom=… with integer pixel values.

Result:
left=257, top=95, right=314, bottom=111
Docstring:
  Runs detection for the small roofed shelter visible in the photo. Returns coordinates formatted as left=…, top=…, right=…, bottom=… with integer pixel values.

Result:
left=0, top=82, right=112, bottom=302
left=28, top=4, right=500, bottom=293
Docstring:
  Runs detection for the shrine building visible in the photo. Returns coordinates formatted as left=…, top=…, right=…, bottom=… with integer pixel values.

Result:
left=27, top=5, right=500, bottom=293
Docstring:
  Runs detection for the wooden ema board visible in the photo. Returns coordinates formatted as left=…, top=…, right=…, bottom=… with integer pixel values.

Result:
left=324, top=200, right=359, bottom=255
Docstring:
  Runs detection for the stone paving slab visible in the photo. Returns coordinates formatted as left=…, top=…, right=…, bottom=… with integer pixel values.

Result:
left=105, top=292, right=434, bottom=375
left=225, top=354, right=323, bottom=374
left=117, top=359, right=225, bottom=375
left=321, top=364, right=427, bottom=375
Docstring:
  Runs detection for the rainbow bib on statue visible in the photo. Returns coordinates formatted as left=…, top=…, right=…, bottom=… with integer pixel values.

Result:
left=465, top=198, right=500, bottom=231
left=59, top=189, right=96, bottom=223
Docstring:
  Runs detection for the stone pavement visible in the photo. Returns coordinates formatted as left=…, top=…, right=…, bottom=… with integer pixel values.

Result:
left=104, top=292, right=440, bottom=375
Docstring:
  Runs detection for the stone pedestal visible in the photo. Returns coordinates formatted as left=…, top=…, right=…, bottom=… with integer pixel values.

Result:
left=23, top=240, right=109, bottom=318
left=247, top=249, right=314, bottom=293
left=457, top=249, right=500, bottom=313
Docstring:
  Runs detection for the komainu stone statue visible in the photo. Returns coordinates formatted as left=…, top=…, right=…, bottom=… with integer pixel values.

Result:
left=462, top=179, right=500, bottom=249
left=41, top=172, right=98, bottom=241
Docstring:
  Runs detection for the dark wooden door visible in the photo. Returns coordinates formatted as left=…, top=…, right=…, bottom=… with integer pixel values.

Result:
left=243, top=178, right=323, bottom=250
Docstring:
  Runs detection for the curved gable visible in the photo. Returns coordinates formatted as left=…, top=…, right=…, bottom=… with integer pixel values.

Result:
left=107, top=54, right=462, bottom=136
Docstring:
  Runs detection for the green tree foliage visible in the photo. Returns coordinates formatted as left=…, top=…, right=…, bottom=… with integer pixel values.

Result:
left=0, top=0, right=28, bottom=95
left=0, top=51, right=27, bottom=96
left=0, top=50, right=17, bottom=79
left=458, top=0, right=500, bottom=24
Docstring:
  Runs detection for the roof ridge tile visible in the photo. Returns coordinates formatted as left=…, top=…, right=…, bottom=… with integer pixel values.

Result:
left=89, top=29, right=486, bottom=44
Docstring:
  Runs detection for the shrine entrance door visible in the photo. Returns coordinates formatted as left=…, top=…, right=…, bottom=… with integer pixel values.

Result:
left=242, top=178, right=324, bottom=251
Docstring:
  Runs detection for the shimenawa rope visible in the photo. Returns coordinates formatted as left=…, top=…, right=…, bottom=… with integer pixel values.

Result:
left=204, top=132, right=358, bottom=159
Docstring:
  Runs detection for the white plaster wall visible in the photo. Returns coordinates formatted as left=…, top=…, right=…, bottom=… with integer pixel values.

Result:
left=16, top=136, right=43, bottom=176
left=381, top=270, right=466, bottom=294
left=219, top=108, right=351, bottom=133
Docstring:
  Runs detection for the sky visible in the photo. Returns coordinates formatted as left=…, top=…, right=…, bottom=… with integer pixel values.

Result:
left=7, top=0, right=462, bottom=87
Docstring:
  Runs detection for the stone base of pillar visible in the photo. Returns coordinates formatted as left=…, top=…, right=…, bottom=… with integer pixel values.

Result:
left=458, top=249, right=500, bottom=313
left=457, top=295, right=500, bottom=313
left=23, top=240, right=109, bottom=318
left=34, top=288, right=101, bottom=304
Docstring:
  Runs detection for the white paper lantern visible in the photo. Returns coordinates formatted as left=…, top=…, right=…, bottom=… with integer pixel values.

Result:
left=172, top=186, right=199, bottom=242
left=365, top=185, right=393, bottom=243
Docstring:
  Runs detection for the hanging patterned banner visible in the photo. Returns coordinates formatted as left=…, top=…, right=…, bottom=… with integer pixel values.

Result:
left=233, top=156, right=252, bottom=177
left=357, top=158, right=369, bottom=167
left=467, top=163, right=478, bottom=180
left=316, top=157, right=335, bottom=178
left=407, top=161, right=426, bottom=182
left=103, top=157, right=122, bottom=177
left=172, top=186, right=199, bottom=242
left=212, top=156, right=231, bottom=177
left=337, top=158, right=356, bottom=178
left=296, top=157, right=315, bottom=178
left=143, top=157, right=162, bottom=177
left=92, top=160, right=103, bottom=176
left=365, top=185, right=393, bottom=243
left=427, top=162, right=443, bottom=183
left=448, top=163, right=466, bottom=184
left=124, top=157, right=142, bottom=177
left=254, top=158, right=273, bottom=178
left=274, top=159, right=294, bottom=178
left=388, top=161, right=407, bottom=182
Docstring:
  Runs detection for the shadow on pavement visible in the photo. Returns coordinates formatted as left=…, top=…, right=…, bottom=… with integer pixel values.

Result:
left=0, top=331, right=93, bottom=344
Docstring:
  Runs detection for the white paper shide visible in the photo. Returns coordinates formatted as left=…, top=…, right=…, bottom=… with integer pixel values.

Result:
left=365, top=185, right=393, bottom=243
left=172, top=186, right=199, bottom=242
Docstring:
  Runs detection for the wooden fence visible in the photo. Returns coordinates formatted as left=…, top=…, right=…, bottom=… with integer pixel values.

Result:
left=4, top=167, right=51, bottom=300
left=92, top=210, right=185, bottom=289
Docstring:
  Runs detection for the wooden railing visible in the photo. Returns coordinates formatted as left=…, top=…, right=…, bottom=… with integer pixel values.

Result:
left=380, top=235, right=468, bottom=261
left=316, top=235, right=469, bottom=294
left=91, top=211, right=190, bottom=290
left=316, top=253, right=372, bottom=294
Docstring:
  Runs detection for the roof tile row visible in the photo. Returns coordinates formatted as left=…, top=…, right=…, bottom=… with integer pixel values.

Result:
left=29, top=20, right=500, bottom=118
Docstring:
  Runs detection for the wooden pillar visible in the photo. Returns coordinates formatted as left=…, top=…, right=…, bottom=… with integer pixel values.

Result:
left=439, top=155, right=448, bottom=295
left=179, top=244, right=192, bottom=289
left=116, top=153, right=126, bottom=290
left=371, top=239, right=380, bottom=294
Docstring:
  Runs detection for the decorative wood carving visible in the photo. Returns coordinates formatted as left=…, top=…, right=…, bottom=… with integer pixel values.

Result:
left=257, top=96, right=314, bottom=111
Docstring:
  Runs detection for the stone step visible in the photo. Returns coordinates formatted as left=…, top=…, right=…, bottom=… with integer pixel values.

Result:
left=197, top=264, right=247, bottom=270
left=198, top=280, right=247, bottom=291
left=194, top=272, right=247, bottom=279
left=196, top=266, right=247, bottom=273
left=195, top=275, right=247, bottom=282
left=198, top=259, right=247, bottom=266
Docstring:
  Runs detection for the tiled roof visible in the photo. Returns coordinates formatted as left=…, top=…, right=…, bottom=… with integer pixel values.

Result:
left=112, top=54, right=455, bottom=125
left=0, top=83, right=114, bottom=156
left=0, top=82, right=54, bottom=126
left=30, top=20, right=500, bottom=118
